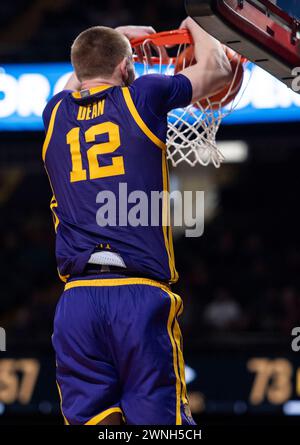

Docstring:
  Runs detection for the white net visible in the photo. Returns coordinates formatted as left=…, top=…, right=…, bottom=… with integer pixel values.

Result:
left=133, top=37, right=245, bottom=168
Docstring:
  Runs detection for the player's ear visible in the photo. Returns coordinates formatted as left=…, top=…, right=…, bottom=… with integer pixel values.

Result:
left=120, top=57, right=129, bottom=82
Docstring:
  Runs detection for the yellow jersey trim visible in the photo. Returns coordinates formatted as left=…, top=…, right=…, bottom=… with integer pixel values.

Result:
left=56, top=381, right=70, bottom=425
left=165, top=158, right=178, bottom=282
left=164, top=290, right=183, bottom=425
left=44, top=164, right=61, bottom=234
left=41, top=100, right=63, bottom=244
left=72, top=85, right=112, bottom=99
left=58, top=269, right=70, bottom=283
left=65, top=277, right=170, bottom=292
left=57, top=382, right=122, bottom=425
left=42, top=99, right=65, bottom=280
left=161, top=152, right=178, bottom=283
left=85, top=407, right=123, bottom=425
left=42, top=99, right=63, bottom=161
left=172, top=292, right=188, bottom=405
left=121, top=87, right=166, bottom=150
left=50, top=196, right=59, bottom=231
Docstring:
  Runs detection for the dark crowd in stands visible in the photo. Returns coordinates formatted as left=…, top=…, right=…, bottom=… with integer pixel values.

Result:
left=0, top=0, right=186, bottom=63
left=0, top=0, right=297, bottom=64
left=0, top=0, right=300, bottom=62
left=175, top=163, right=300, bottom=339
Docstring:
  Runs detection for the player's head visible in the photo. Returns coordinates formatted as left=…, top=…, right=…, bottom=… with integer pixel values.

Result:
left=71, top=26, right=135, bottom=86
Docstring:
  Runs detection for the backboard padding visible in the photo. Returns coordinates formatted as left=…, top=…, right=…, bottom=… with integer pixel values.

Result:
left=185, top=0, right=300, bottom=91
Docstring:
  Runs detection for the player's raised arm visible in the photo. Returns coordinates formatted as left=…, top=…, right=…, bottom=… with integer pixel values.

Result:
left=115, top=25, right=156, bottom=40
left=61, top=26, right=162, bottom=91
left=178, top=17, right=233, bottom=103
left=116, top=25, right=170, bottom=66
left=63, top=72, right=81, bottom=91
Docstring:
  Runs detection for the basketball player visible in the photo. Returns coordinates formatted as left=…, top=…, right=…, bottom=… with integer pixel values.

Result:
left=42, top=19, right=232, bottom=425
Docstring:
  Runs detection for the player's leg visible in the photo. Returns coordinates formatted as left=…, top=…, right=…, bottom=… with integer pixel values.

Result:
left=97, top=412, right=123, bottom=425
left=105, top=282, right=195, bottom=425
left=53, top=285, right=123, bottom=425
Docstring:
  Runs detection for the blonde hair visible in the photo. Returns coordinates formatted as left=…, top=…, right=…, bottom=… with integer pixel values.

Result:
left=71, top=26, right=131, bottom=81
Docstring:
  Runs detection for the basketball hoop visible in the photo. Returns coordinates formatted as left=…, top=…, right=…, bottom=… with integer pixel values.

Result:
left=131, top=29, right=246, bottom=168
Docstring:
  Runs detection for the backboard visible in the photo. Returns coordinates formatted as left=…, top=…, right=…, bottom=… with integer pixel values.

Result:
left=185, top=0, right=300, bottom=91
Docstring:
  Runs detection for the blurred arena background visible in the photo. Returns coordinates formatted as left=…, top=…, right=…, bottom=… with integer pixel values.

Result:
left=0, top=0, right=300, bottom=426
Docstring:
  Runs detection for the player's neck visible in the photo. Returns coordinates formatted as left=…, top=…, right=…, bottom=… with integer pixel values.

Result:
left=81, top=78, right=121, bottom=90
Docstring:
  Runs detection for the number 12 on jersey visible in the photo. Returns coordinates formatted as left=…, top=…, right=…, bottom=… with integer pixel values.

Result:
left=66, top=122, right=125, bottom=183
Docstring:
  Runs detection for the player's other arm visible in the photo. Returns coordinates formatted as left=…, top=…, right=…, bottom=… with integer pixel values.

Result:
left=43, top=76, right=79, bottom=127
left=178, top=17, right=233, bottom=103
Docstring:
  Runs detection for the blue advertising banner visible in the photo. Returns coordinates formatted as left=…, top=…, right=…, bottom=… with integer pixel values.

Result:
left=0, top=61, right=300, bottom=131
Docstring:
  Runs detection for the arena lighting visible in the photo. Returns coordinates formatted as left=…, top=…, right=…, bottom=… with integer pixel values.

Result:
left=185, top=365, right=197, bottom=385
left=283, top=401, right=300, bottom=416
left=217, top=141, right=249, bottom=163
left=0, top=403, right=5, bottom=416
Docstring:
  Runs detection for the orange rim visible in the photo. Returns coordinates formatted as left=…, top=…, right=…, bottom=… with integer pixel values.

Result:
left=131, top=28, right=247, bottom=66
left=133, top=55, right=178, bottom=64
left=131, top=29, right=193, bottom=48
